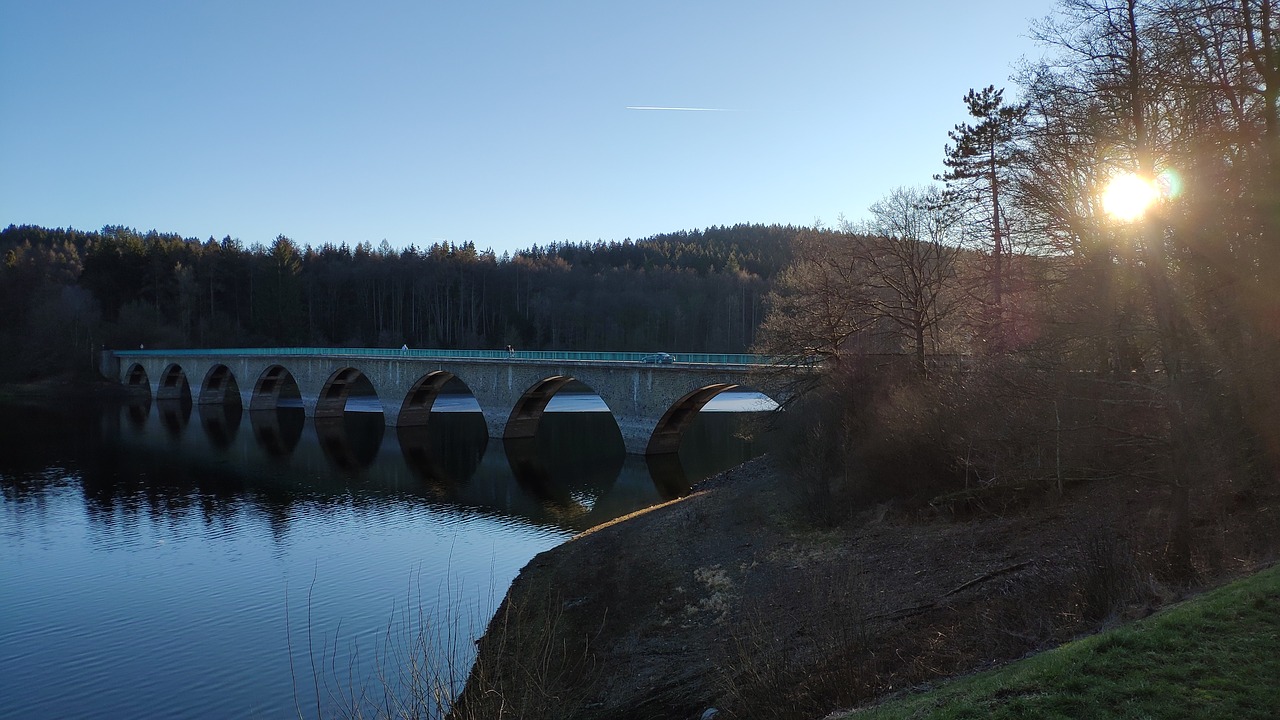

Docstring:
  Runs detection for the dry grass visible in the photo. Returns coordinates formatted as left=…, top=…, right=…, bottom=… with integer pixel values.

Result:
left=288, top=569, right=600, bottom=720
left=451, top=590, right=602, bottom=720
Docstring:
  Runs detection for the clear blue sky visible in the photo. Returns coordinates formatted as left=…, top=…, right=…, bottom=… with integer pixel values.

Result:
left=1, top=1, right=1056, bottom=255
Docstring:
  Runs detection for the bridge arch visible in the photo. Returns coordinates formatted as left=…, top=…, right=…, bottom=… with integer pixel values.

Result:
left=398, top=371, right=459, bottom=426
left=503, top=375, right=618, bottom=441
left=125, top=363, right=149, bottom=394
left=646, top=383, right=741, bottom=455
left=249, top=365, right=301, bottom=412
left=315, top=367, right=382, bottom=418
left=198, top=364, right=241, bottom=406
left=157, top=364, right=192, bottom=403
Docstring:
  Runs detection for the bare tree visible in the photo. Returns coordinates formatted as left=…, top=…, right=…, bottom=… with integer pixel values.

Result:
left=861, top=186, right=966, bottom=374
left=752, top=230, right=882, bottom=405
left=755, top=230, right=876, bottom=369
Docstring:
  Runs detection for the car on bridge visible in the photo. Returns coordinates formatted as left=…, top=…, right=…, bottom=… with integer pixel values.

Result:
left=640, top=352, right=675, bottom=364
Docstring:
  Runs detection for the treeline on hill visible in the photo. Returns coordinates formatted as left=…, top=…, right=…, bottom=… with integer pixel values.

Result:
left=0, top=223, right=796, bottom=380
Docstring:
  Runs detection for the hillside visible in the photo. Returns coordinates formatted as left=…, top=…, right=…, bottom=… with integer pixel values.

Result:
left=452, top=454, right=1278, bottom=719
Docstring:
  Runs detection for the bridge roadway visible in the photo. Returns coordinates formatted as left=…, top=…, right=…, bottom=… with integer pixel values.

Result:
left=102, top=348, right=783, bottom=455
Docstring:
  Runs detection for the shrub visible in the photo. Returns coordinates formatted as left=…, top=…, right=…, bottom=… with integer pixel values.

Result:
left=774, top=356, right=964, bottom=524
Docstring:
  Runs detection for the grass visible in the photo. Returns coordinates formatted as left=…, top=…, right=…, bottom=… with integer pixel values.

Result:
left=841, top=563, right=1280, bottom=720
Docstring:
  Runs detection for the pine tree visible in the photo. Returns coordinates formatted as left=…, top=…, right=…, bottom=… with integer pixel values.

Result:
left=937, top=86, right=1028, bottom=350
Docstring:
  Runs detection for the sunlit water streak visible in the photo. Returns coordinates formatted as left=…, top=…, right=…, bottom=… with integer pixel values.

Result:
left=0, top=394, right=772, bottom=719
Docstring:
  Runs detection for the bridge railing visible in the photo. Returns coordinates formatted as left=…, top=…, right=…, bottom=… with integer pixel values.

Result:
left=110, top=347, right=782, bottom=366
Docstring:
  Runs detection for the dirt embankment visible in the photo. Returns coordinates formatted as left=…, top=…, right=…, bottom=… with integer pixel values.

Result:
left=454, top=455, right=1278, bottom=720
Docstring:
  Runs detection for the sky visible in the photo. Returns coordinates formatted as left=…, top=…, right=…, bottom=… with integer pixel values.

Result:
left=1, top=1, right=1058, bottom=256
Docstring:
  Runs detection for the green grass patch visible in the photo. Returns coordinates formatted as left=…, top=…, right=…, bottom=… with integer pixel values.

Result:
left=844, top=564, right=1280, bottom=720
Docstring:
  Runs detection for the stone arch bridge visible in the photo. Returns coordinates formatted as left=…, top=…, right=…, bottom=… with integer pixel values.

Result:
left=101, top=348, right=788, bottom=455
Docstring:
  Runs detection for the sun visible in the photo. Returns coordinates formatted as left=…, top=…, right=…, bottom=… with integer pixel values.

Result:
left=1102, top=172, right=1160, bottom=222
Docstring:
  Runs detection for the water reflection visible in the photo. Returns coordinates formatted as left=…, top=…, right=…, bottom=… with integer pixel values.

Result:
left=0, top=395, right=775, bottom=719
left=2, top=395, right=772, bottom=535
left=157, top=396, right=192, bottom=438
left=397, top=416, right=488, bottom=488
left=101, top=398, right=768, bottom=533
left=314, top=414, right=384, bottom=472
left=644, top=452, right=691, bottom=500
left=249, top=407, right=304, bottom=458
left=198, top=401, right=242, bottom=450
left=125, top=393, right=151, bottom=429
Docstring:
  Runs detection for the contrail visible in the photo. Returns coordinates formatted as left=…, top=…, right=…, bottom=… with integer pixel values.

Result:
left=626, top=105, right=734, bottom=112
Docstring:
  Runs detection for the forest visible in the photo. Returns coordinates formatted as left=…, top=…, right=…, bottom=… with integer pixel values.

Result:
left=0, top=222, right=797, bottom=380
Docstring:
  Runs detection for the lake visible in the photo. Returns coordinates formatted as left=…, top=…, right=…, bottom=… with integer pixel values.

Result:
left=0, top=391, right=773, bottom=719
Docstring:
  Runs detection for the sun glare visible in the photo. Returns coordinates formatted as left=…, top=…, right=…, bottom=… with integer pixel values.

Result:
left=1102, top=173, right=1160, bottom=222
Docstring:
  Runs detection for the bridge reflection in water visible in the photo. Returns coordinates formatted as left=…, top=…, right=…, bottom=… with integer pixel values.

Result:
left=115, top=391, right=773, bottom=533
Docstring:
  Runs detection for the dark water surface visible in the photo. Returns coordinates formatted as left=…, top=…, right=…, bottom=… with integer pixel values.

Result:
left=0, top=393, right=771, bottom=719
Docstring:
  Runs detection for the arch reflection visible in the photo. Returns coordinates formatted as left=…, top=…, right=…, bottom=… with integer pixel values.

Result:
left=396, top=414, right=487, bottom=488
left=314, top=414, right=384, bottom=473
left=644, top=452, right=692, bottom=500
left=502, top=413, right=624, bottom=517
left=198, top=402, right=242, bottom=450
left=125, top=395, right=152, bottom=430
left=92, top=394, right=774, bottom=533
left=249, top=408, right=304, bottom=458
left=156, top=397, right=192, bottom=438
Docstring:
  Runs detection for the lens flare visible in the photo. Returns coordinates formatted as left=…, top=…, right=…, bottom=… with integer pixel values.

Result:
left=1102, top=173, right=1159, bottom=222
left=1156, top=169, right=1182, bottom=200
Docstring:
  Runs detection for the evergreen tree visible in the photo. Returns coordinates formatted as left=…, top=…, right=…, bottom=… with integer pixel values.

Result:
left=937, top=86, right=1028, bottom=350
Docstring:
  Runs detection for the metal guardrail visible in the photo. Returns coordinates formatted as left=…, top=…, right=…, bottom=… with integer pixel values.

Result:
left=109, top=347, right=781, bottom=366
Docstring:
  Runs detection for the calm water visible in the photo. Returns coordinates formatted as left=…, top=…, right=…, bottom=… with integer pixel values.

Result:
left=0, top=392, right=771, bottom=719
